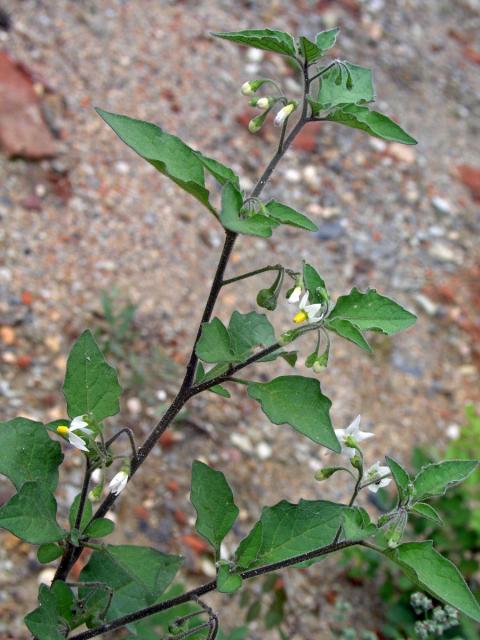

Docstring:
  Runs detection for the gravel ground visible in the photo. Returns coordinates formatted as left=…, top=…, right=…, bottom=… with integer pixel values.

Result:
left=0, top=0, right=479, bottom=638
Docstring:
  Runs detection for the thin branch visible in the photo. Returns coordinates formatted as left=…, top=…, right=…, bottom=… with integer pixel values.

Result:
left=104, top=427, right=138, bottom=462
left=222, top=264, right=281, bottom=286
left=68, top=539, right=358, bottom=640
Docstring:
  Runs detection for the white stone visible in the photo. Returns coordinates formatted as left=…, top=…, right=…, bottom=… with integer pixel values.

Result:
left=256, top=441, right=272, bottom=460
left=431, top=196, right=452, bottom=216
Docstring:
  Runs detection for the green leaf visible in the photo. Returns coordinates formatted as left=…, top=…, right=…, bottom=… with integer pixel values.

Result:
left=302, top=262, right=328, bottom=304
left=220, top=182, right=273, bottom=237
left=217, top=562, right=243, bottom=593
left=195, top=362, right=231, bottom=397
left=25, top=583, right=74, bottom=640
left=69, top=494, right=93, bottom=532
left=248, top=376, right=340, bottom=452
left=258, top=348, right=298, bottom=367
left=195, top=317, right=236, bottom=364
left=212, top=29, right=297, bottom=58
left=413, top=460, right=478, bottom=502
left=316, top=28, right=340, bottom=53
left=235, top=499, right=345, bottom=569
left=325, top=104, right=417, bottom=144
left=37, top=543, right=64, bottom=564
left=299, top=36, right=324, bottom=65
left=97, top=109, right=239, bottom=215
left=265, top=200, right=318, bottom=231
left=410, top=502, right=443, bottom=525
left=63, top=329, right=122, bottom=422
left=328, top=288, right=416, bottom=335
left=385, top=456, right=411, bottom=501
left=0, top=482, right=65, bottom=544
left=315, top=62, right=374, bottom=111
left=80, top=544, right=182, bottom=621
left=384, top=541, right=480, bottom=622
left=228, top=310, right=276, bottom=357
left=324, top=318, right=372, bottom=353
left=190, top=460, right=239, bottom=554
left=0, top=417, right=63, bottom=491
left=84, top=517, right=115, bottom=538
left=342, top=507, right=376, bottom=541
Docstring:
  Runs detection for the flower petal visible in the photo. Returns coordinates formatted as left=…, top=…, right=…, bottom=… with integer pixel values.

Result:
left=68, top=431, right=89, bottom=452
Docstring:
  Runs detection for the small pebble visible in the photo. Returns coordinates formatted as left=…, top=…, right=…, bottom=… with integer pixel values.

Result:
left=256, top=441, right=272, bottom=460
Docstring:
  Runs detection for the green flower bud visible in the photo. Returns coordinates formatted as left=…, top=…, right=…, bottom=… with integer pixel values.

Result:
left=279, top=329, right=299, bottom=346
left=248, top=109, right=270, bottom=133
left=314, top=467, right=342, bottom=481
left=241, top=79, right=269, bottom=96
left=256, top=288, right=278, bottom=311
left=350, top=454, right=363, bottom=471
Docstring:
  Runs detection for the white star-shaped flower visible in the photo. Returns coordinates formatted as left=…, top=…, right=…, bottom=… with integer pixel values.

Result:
left=365, top=461, right=392, bottom=493
left=56, top=416, right=93, bottom=452
left=292, top=292, right=323, bottom=324
left=334, top=415, right=374, bottom=458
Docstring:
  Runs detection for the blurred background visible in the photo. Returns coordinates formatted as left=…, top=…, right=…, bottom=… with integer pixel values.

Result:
left=0, top=1, right=479, bottom=638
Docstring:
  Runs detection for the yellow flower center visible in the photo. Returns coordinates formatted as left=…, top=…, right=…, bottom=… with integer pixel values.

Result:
left=56, top=425, right=69, bottom=436
left=293, top=310, right=308, bottom=324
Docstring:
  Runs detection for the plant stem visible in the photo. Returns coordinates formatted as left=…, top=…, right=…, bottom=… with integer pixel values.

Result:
left=222, top=264, right=281, bottom=286
left=68, top=539, right=357, bottom=640
left=52, top=59, right=312, bottom=586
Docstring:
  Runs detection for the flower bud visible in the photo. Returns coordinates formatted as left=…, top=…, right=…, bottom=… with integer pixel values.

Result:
left=241, top=79, right=268, bottom=96
left=248, top=112, right=269, bottom=133
left=88, top=484, right=103, bottom=502
left=256, top=96, right=272, bottom=109
left=314, top=467, right=338, bottom=481
left=278, top=329, right=299, bottom=346
left=256, top=288, right=277, bottom=311
left=350, top=454, right=363, bottom=471
left=274, top=101, right=298, bottom=127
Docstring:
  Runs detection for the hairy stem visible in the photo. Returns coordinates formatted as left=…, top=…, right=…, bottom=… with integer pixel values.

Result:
left=68, top=539, right=357, bottom=640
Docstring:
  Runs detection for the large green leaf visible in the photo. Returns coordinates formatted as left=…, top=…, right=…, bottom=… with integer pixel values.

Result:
left=63, top=329, right=122, bottom=422
left=315, top=62, right=374, bottom=111
left=195, top=318, right=236, bottom=364
left=25, top=583, right=74, bottom=640
left=326, top=104, right=417, bottom=144
left=97, top=109, right=239, bottom=214
left=384, top=542, right=480, bottom=622
left=324, top=318, right=372, bottom=353
left=235, top=499, right=345, bottom=569
left=0, top=482, right=65, bottom=544
left=212, top=29, right=297, bottom=58
left=413, top=460, right=478, bottom=502
left=265, top=200, right=317, bottom=232
left=80, top=544, right=182, bottom=621
left=328, top=288, right=416, bottom=335
left=0, top=417, right=63, bottom=491
left=248, top=376, right=340, bottom=452
left=191, top=460, right=239, bottom=555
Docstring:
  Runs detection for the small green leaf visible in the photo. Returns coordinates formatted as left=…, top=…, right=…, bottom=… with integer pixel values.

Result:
left=315, top=62, right=374, bottom=111
left=97, top=109, right=239, bottom=215
left=195, top=362, right=231, bottom=397
left=0, top=417, right=63, bottom=492
left=413, top=460, right=478, bottom=502
left=37, top=543, right=64, bottom=564
left=324, top=318, right=372, bottom=353
left=302, top=263, right=328, bottom=304
left=220, top=182, right=273, bottom=237
left=342, top=507, right=376, bottom=541
left=299, top=36, right=324, bottom=65
left=25, top=583, right=74, bottom=640
left=384, top=541, right=480, bottom=622
left=69, top=494, right=93, bottom=532
left=410, top=502, right=443, bottom=525
left=212, top=29, right=297, bottom=58
left=248, top=376, right=340, bottom=452
left=235, top=499, right=345, bottom=569
left=63, top=329, right=122, bottom=422
left=217, top=562, right=243, bottom=594
left=84, top=517, right=115, bottom=538
left=196, top=317, right=236, bottom=364
left=325, top=104, right=417, bottom=144
left=385, top=456, right=411, bottom=501
left=265, top=200, right=318, bottom=231
left=0, top=482, right=65, bottom=544
left=316, top=28, right=340, bottom=53
left=80, top=544, right=182, bottom=621
left=328, top=288, right=416, bottom=335
left=228, top=311, right=276, bottom=357
left=190, top=460, right=239, bottom=554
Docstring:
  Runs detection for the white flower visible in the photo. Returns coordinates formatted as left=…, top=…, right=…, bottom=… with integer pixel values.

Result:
left=109, top=470, right=129, bottom=495
left=274, top=102, right=297, bottom=127
left=241, top=81, right=255, bottom=96
left=365, top=461, right=392, bottom=493
left=292, top=292, right=323, bottom=324
left=334, top=415, right=374, bottom=458
left=56, top=416, right=93, bottom=452
left=287, top=285, right=302, bottom=304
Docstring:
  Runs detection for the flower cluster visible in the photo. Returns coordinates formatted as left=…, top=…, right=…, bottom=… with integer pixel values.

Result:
left=240, top=77, right=298, bottom=134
